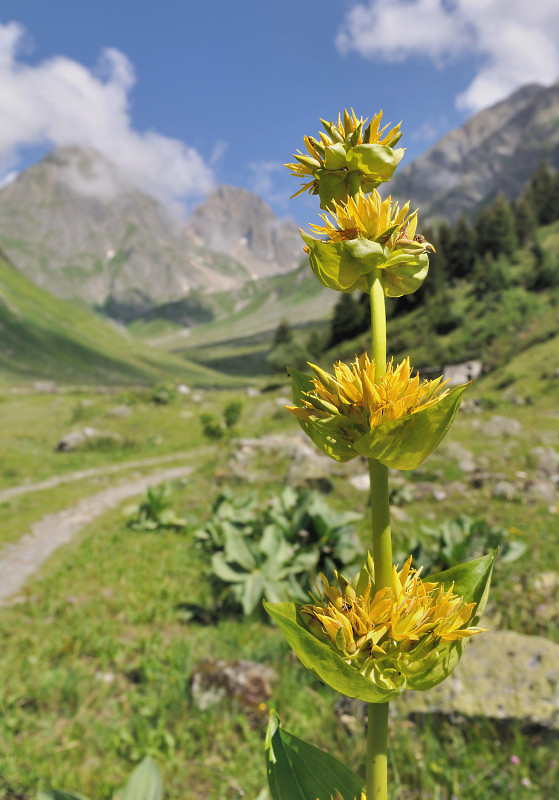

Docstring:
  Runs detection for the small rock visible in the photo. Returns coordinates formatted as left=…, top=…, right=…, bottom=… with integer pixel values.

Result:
left=349, top=473, right=370, bottom=492
left=55, top=427, right=124, bottom=452
left=532, top=447, right=559, bottom=478
left=525, top=479, right=558, bottom=505
left=482, top=416, right=522, bottom=438
left=493, top=481, right=517, bottom=501
left=246, top=387, right=260, bottom=397
left=33, top=381, right=57, bottom=393
left=445, top=442, right=477, bottom=474
left=191, top=658, right=277, bottom=712
left=177, top=383, right=190, bottom=395
left=443, top=360, right=482, bottom=386
left=106, top=405, right=132, bottom=418
left=336, top=630, right=559, bottom=731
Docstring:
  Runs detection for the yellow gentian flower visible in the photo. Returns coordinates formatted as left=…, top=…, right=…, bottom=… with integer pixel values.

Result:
left=285, top=109, right=404, bottom=209
left=302, top=558, right=486, bottom=678
left=288, top=354, right=448, bottom=432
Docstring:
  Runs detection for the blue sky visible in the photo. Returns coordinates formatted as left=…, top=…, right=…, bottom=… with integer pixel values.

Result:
left=1, top=0, right=558, bottom=225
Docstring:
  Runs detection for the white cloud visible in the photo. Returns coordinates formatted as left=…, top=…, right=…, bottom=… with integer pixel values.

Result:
left=336, top=0, right=559, bottom=112
left=0, top=21, right=215, bottom=209
left=249, top=160, right=288, bottom=209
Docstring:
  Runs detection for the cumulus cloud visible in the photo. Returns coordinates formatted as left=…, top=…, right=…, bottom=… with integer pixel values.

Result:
left=0, top=21, right=215, bottom=208
left=336, top=0, right=559, bottom=112
left=249, top=160, right=288, bottom=209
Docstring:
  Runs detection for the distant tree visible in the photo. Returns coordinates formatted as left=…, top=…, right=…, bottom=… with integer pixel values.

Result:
left=420, top=225, right=447, bottom=301
left=273, top=319, right=294, bottom=346
left=529, top=161, right=555, bottom=224
left=446, top=217, right=477, bottom=281
left=306, top=328, right=324, bottom=359
left=267, top=341, right=312, bottom=373
left=526, top=237, right=559, bottom=291
left=513, top=195, right=538, bottom=246
left=474, top=194, right=517, bottom=260
left=328, top=292, right=366, bottom=347
left=472, top=253, right=512, bottom=300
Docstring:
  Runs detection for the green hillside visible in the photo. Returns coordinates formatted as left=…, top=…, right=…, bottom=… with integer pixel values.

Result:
left=0, top=255, right=231, bottom=387
left=131, top=261, right=336, bottom=377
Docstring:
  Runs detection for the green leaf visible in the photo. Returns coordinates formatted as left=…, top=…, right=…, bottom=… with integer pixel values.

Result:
left=265, top=712, right=364, bottom=800
left=381, top=250, right=430, bottom=297
left=288, top=367, right=357, bottom=462
left=118, top=756, right=163, bottom=800
left=323, top=142, right=347, bottom=171
left=223, top=525, right=258, bottom=570
left=353, top=384, right=469, bottom=469
left=428, top=550, right=497, bottom=623
left=316, top=170, right=350, bottom=210
left=211, top=552, right=248, bottom=583
left=264, top=601, right=404, bottom=702
left=242, top=571, right=266, bottom=615
left=405, top=551, right=497, bottom=691
left=347, top=143, right=404, bottom=182
left=301, top=232, right=388, bottom=293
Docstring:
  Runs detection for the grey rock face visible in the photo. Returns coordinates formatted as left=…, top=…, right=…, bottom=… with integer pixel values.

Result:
left=186, top=184, right=302, bottom=278
left=0, top=149, right=301, bottom=319
left=390, top=80, right=559, bottom=223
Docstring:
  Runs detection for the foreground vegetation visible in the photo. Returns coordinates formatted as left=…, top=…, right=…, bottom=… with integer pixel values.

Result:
left=0, top=343, right=557, bottom=797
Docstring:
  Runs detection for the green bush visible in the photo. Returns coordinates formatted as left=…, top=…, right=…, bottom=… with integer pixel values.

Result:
left=196, top=487, right=362, bottom=615
left=125, top=482, right=187, bottom=532
left=396, top=515, right=526, bottom=577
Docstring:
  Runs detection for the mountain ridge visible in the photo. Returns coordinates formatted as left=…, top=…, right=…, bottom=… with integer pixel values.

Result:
left=390, top=79, right=559, bottom=223
left=0, top=147, right=302, bottom=321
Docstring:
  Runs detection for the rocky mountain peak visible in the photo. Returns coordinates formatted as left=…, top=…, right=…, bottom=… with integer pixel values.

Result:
left=186, top=185, right=302, bottom=277
left=390, top=80, right=559, bottom=224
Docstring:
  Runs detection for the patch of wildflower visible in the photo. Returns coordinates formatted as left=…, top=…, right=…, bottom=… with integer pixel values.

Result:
left=302, top=557, right=486, bottom=678
left=288, top=354, right=448, bottom=434
left=307, top=190, right=433, bottom=255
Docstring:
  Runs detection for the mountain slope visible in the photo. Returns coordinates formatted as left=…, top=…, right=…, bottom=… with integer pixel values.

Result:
left=391, top=80, right=559, bottom=223
left=0, top=250, right=227, bottom=386
left=0, top=147, right=246, bottom=317
left=186, top=185, right=301, bottom=278
left=0, top=148, right=299, bottom=321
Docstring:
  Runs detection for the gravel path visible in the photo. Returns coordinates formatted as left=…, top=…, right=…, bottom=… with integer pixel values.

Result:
left=0, top=451, right=196, bottom=503
left=0, top=464, right=194, bottom=605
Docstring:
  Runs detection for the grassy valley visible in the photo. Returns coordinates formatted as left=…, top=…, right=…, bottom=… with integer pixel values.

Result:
left=0, top=254, right=232, bottom=388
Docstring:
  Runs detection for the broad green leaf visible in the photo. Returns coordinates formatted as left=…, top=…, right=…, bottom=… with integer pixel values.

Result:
left=347, top=144, right=404, bottom=182
left=265, top=712, right=364, bottom=800
left=242, top=571, right=266, bottom=615
left=223, top=525, right=258, bottom=570
left=211, top=552, right=247, bottom=583
left=353, top=384, right=468, bottom=469
left=264, top=601, right=405, bottom=702
left=428, top=550, right=497, bottom=623
left=381, top=250, right=429, bottom=297
left=404, top=551, right=497, bottom=691
left=301, top=231, right=388, bottom=293
left=118, top=756, right=163, bottom=800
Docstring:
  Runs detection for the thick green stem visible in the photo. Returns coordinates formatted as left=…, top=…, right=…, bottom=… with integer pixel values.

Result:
left=368, top=268, right=386, bottom=375
left=366, top=268, right=392, bottom=800
left=368, top=458, right=392, bottom=589
left=367, top=702, right=389, bottom=800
